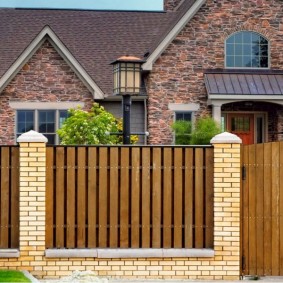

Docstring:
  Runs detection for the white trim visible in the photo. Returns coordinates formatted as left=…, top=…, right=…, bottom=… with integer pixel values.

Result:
left=45, top=248, right=214, bottom=258
left=0, top=26, right=104, bottom=99
left=169, top=103, right=200, bottom=111
left=9, top=101, right=84, bottom=110
left=17, top=130, right=48, bottom=143
left=207, top=95, right=283, bottom=107
left=142, top=0, right=206, bottom=70
left=0, top=249, right=19, bottom=258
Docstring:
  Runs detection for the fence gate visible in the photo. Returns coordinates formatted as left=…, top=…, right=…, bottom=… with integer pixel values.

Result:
left=242, top=142, right=283, bottom=276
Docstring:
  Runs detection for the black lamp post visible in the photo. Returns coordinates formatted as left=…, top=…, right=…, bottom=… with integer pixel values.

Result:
left=111, top=56, right=144, bottom=144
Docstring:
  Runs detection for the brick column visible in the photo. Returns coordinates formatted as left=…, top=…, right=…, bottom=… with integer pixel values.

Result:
left=17, top=130, right=48, bottom=277
left=210, top=132, right=242, bottom=280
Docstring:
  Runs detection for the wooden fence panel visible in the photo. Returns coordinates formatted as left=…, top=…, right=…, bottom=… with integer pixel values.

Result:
left=46, top=145, right=213, bottom=250
left=0, top=147, right=19, bottom=249
left=242, top=141, right=283, bottom=276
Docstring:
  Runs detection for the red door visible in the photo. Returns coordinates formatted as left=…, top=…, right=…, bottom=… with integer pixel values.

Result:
left=227, top=114, right=254, bottom=145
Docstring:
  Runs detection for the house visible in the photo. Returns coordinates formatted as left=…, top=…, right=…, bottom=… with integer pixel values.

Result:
left=0, top=0, right=283, bottom=145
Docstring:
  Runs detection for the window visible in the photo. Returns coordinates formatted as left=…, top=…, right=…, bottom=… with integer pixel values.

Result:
left=226, top=31, right=269, bottom=68
left=17, top=110, right=68, bottom=145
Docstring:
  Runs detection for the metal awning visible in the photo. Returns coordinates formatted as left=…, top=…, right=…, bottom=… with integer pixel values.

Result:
left=205, top=69, right=283, bottom=106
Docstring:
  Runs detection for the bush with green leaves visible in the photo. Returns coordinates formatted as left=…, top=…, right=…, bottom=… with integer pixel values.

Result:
left=57, top=103, right=121, bottom=145
left=171, top=117, right=221, bottom=145
left=171, top=120, right=192, bottom=145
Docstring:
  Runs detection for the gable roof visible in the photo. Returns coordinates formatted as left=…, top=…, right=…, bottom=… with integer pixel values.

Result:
left=0, top=3, right=205, bottom=97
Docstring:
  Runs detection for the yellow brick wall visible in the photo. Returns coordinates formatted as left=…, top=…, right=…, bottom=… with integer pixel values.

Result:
left=0, top=132, right=241, bottom=281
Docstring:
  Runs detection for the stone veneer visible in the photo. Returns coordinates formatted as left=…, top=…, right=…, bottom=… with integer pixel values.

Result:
left=164, top=0, right=184, bottom=11
left=0, top=131, right=242, bottom=281
left=147, top=0, right=283, bottom=144
left=0, top=40, right=94, bottom=144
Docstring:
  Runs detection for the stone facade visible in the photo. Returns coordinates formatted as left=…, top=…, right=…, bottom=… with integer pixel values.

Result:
left=0, top=40, right=94, bottom=144
left=164, top=0, right=184, bottom=11
left=147, top=0, right=283, bottom=144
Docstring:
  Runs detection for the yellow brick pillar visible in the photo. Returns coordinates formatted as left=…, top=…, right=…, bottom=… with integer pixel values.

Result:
left=17, top=130, right=48, bottom=277
left=210, top=132, right=242, bottom=280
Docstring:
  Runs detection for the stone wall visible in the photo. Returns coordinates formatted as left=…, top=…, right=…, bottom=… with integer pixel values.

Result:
left=164, top=0, right=184, bottom=11
left=0, top=40, right=93, bottom=144
left=147, top=0, right=283, bottom=144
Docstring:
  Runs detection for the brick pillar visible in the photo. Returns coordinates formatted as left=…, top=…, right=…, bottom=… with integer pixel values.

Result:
left=17, top=130, right=48, bottom=277
left=210, top=132, right=242, bottom=280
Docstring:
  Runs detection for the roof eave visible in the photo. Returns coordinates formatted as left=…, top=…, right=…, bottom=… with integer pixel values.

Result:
left=0, top=25, right=105, bottom=99
left=142, top=0, right=206, bottom=71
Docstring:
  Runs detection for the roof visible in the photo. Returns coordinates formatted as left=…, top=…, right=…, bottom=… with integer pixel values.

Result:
left=0, top=8, right=174, bottom=96
left=205, top=69, right=283, bottom=96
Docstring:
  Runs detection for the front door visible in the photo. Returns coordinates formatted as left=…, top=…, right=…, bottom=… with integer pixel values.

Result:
left=227, top=113, right=254, bottom=145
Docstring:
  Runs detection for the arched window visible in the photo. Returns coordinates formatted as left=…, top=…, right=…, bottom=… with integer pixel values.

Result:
left=225, top=31, right=269, bottom=68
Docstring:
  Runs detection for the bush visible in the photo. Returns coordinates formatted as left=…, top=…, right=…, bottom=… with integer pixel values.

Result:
left=171, top=117, right=221, bottom=145
left=190, top=117, right=221, bottom=145
left=57, top=103, right=137, bottom=145
left=171, top=120, right=192, bottom=145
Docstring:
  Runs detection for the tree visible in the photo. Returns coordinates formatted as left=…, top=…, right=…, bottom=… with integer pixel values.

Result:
left=57, top=103, right=123, bottom=145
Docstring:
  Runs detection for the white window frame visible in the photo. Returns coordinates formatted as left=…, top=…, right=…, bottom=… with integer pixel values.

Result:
left=224, top=30, right=270, bottom=69
left=10, top=102, right=84, bottom=145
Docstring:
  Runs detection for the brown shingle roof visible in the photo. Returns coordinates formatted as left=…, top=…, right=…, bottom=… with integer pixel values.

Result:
left=0, top=8, right=176, bottom=96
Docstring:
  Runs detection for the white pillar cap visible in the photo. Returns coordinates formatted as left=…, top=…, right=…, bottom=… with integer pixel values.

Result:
left=17, top=130, right=48, bottom=143
left=210, top=132, right=242, bottom=144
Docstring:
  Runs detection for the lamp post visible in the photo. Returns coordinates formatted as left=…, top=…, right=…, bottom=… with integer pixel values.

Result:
left=111, top=56, right=144, bottom=144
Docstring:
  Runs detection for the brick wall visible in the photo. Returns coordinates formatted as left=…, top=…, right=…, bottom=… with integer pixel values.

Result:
left=0, top=40, right=93, bottom=144
left=0, top=131, right=242, bottom=281
left=147, top=0, right=283, bottom=144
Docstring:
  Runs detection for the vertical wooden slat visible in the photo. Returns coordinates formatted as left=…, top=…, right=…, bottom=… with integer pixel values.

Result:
left=195, top=148, right=204, bottom=248
left=109, top=147, right=119, bottom=248
left=99, top=147, right=108, bottom=247
left=205, top=147, right=214, bottom=248
left=0, top=147, right=10, bottom=248
left=77, top=147, right=86, bottom=248
left=271, top=142, right=280, bottom=275
left=88, top=147, right=97, bottom=248
left=66, top=147, right=75, bottom=248
left=10, top=147, right=19, bottom=248
left=163, top=148, right=172, bottom=248
left=279, top=142, right=283, bottom=275
left=56, top=147, right=65, bottom=248
left=120, top=148, right=129, bottom=248
left=46, top=147, right=54, bottom=248
left=263, top=143, right=272, bottom=275
left=152, top=148, right=161, bottom=248
left=131, top=148, right=140, bottom=248
left=248, top=145, right=257, bottom=275
left=184, top=148, right=193, bottom=248
left=255, top=144, right=264, bottom=275
left=174, top=148, right=183, bottom=248
left=142, top=147, right=150, bottom=248
left=242, top=145, right=250, bottom=274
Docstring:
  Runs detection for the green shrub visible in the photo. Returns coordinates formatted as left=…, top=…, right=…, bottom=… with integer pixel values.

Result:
left=171, top=117, right=221, bottom=145
left=190, top=117, right=221, bottom=145
left=171, top=120, right=192, bottom=145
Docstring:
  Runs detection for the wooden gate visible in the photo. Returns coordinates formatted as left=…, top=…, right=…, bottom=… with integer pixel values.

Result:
left=242, top=142, right=283, bottom=276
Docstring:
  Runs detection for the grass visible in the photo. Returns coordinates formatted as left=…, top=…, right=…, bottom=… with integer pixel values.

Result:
left=0, top=270, right=31, bottom=282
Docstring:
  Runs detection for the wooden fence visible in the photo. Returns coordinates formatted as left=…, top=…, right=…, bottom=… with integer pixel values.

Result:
left=0, top=146, right=19, bottom=249
left=46, top=145, right=214, bottom=249
left=242, top=142, right=283, bottom=276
